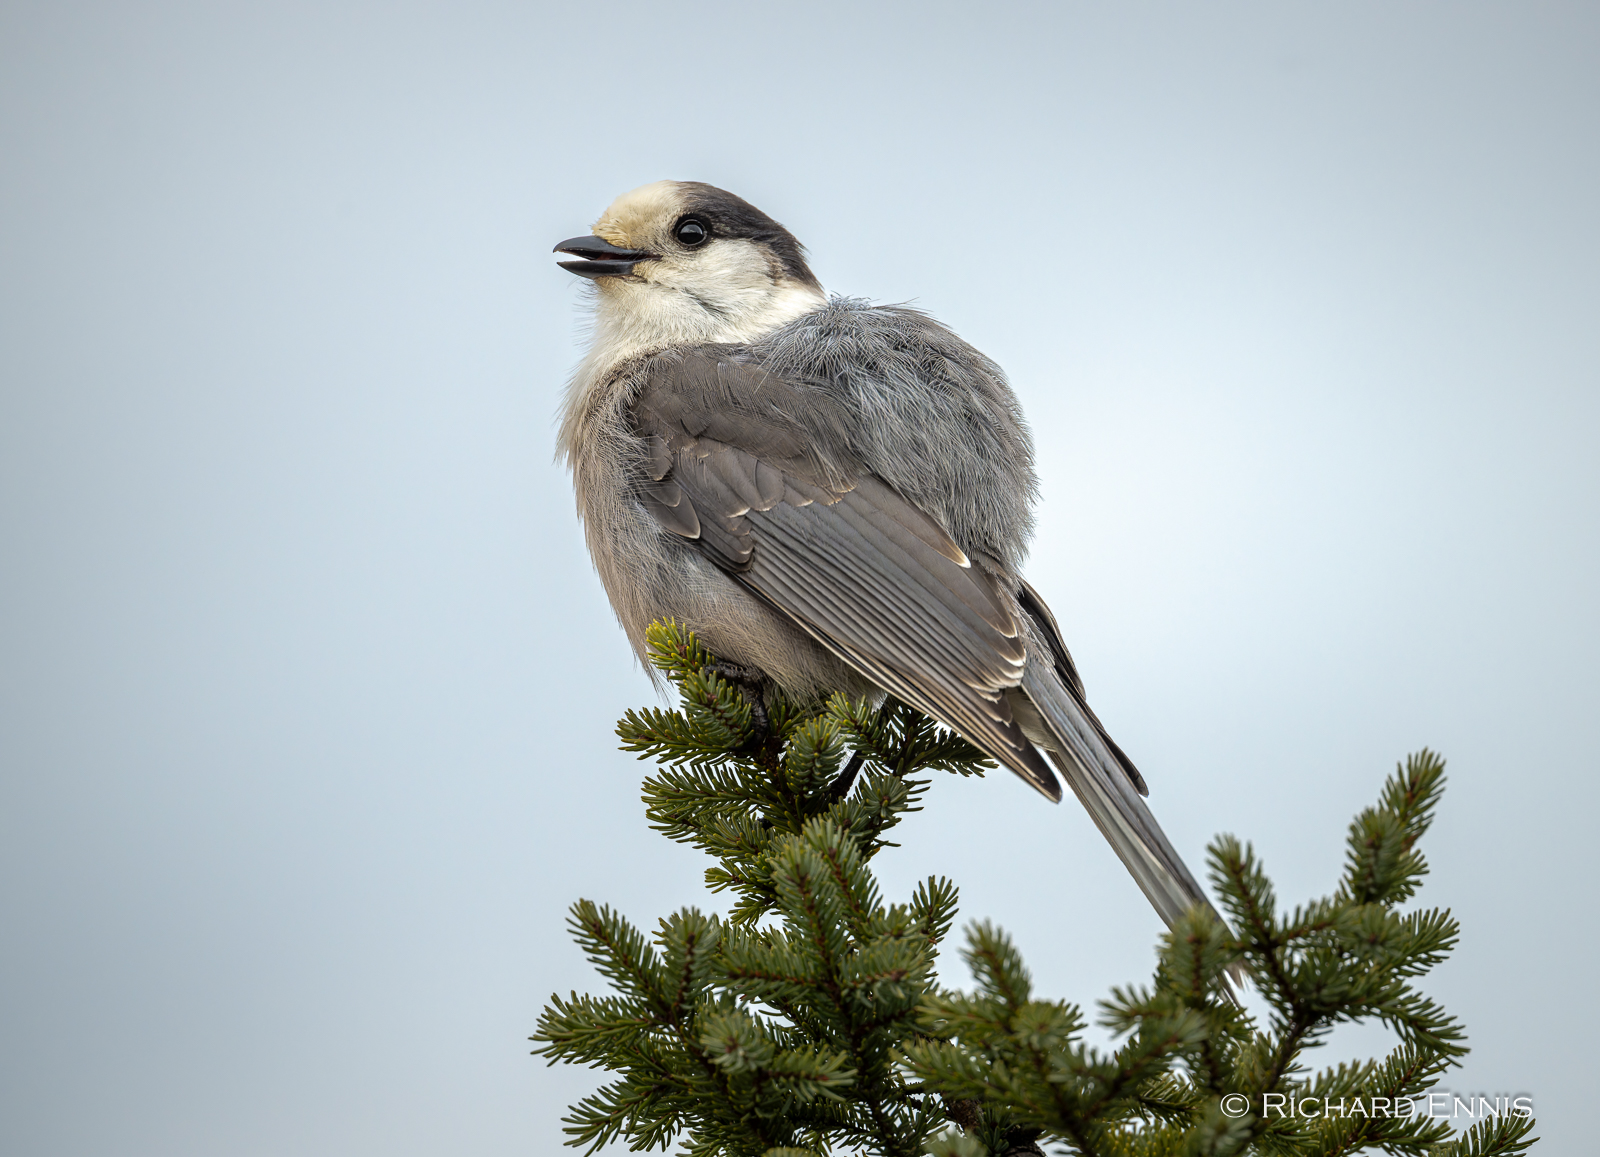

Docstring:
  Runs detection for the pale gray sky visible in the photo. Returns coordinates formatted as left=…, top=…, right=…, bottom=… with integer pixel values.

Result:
left=2, top=2, right=1595, bottom=1154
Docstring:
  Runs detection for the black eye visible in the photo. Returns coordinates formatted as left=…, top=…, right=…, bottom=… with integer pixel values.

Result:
left=674, top=217, right=709, bottom=247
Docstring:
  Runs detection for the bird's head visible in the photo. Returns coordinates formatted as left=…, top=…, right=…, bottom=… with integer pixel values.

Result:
left=554, top=181, right=825, bottom=356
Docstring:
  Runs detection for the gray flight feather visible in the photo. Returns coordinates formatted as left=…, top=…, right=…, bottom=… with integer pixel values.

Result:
left=561, top=295, right=1215, bottom=928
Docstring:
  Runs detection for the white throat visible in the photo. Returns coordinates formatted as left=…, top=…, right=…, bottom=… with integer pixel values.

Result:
left=578, top=276, right=825, bottom=380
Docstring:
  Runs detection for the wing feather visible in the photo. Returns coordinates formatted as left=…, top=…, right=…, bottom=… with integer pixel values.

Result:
left=630, top=353, right=1060, bottom=800
left=615, top=343, right=1237, bottom=942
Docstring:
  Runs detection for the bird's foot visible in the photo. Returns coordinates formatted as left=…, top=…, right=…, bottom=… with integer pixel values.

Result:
left=703, top=661, right=772, bottom=743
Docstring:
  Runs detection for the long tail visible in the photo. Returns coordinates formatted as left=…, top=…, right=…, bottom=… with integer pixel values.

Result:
left=1018, top=662, right=1215, bottom=929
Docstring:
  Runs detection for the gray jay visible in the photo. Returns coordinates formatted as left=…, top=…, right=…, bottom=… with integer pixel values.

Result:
left=554, top=180, right=1213, bottom=929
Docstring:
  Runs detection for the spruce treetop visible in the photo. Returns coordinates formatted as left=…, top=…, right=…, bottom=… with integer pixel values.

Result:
left=532, top=622, right=1536, bottom=1157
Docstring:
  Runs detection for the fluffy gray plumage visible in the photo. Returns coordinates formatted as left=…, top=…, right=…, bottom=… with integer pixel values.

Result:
left=555, top=180, right=1214, bottom=929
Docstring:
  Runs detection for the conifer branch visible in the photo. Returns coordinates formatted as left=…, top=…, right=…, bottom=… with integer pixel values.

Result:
left=533, top=623, right=1536, bottom=1156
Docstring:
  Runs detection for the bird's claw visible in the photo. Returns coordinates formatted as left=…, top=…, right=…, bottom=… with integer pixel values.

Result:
left=704, top=661, right=772, bottom=743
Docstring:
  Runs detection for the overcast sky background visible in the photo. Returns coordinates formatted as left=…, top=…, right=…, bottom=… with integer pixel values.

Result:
left=2, top=2, right=1596, bottom=1154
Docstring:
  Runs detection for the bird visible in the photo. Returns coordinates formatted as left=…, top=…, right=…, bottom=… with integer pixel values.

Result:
left=553, top=180, right=1214, bottom=930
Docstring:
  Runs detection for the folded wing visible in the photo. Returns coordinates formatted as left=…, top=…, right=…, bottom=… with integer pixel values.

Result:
left=629, top=348, right=1221, bottom=935
left=631, top=350, right=1061, bottom=800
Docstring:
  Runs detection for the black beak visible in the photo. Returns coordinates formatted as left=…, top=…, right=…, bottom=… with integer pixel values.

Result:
left=552, top=235, right=654, bottom=279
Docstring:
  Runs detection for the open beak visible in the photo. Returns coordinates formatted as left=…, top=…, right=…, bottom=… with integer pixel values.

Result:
left=552, top=235, right=654, bottom=279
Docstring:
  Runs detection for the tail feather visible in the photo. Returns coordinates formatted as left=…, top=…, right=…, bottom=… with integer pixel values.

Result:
left=1018, top=664, right=1215, bottom=929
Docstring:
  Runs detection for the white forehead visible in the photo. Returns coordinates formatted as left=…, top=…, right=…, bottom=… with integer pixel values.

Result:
left=592, top=181, right=684, bottom=247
